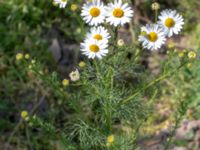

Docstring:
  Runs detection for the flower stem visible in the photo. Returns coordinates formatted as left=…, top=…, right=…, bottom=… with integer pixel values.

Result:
left=154, top=0, right=158, bottom=23
left=116, top=62, right=187, bottom=108
left=107, top=68, right=114, bottom=132
left=155, top=9, right=158, bottom=23
left=114, top=26, right=118, bottom=46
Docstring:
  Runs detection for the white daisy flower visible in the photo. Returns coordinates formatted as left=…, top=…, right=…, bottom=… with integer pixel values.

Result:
left=138, top=24, right=166, bottom=51
left=158, top=9, right=184, bottom=37
left=81, top=0, right=106, bottom=26
left=86, top=26, right=110, bottom=43
left=53, top=0, right=68, bottom=8
left=80, top=39, right=108, bottom=59
left=105, top=0, right=134, bottom=26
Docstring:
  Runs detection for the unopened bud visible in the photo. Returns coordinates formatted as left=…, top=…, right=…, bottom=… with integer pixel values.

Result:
left=151, top=2, right=160, bottom=10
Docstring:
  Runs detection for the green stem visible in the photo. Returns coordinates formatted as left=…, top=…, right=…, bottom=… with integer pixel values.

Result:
left=114, top=26, right=118, bottom=44
left=105, top=27, right=120, bottom=60
left=95, top=60, right=113, bottom=132
left=106, top=103, right=112, bottom=132
left=155, top=9, right=158, bottom=23
left=107, top=69, right=114, bottom=132
left=153, top=0, right=158, bottom=23
left=164, top=99, right=189, bottom=150
left=25, top=125, right=33, bottom=150
left=5, top=96, right=45, bottom=150
left=94, top=59, right=103, bottom=84
left=129, top=22, right=136, bottom=44
left=164, top=118, right=180, bottom=150
left=111, top=26, right=118, bottom=52
left=116, top=62, right=187, bottom=108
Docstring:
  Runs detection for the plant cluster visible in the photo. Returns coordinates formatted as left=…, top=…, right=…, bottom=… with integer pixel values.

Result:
left=1, top=0, right=200, bottom=150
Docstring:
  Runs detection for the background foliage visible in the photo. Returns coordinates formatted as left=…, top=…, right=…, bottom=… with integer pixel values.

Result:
left=1, top=0, right=200, bottom=150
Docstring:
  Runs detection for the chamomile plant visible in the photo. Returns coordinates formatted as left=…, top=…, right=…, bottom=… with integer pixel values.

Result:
left=56, top=0, right=187, bottom=149
left=4, top=0, right=195, bottom=150
left=46, top=0, right=188, bottom=149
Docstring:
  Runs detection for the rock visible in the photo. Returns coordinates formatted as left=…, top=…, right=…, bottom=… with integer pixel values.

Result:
left=49, top=38, right=61, bottom=63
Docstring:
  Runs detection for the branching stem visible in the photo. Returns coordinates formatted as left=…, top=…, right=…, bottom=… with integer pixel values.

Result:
left=116, top=62, right=187, bottom=108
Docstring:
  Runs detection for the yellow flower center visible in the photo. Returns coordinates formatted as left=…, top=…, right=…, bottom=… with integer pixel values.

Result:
left=148, top=32, right=158, bottom=42
left=90, top=7, right=100, bottom=17
left=93, top=34, right=103, bottom=40
left=113, top=8, right=124, bottom=18
left=165, top=18, right=175, bottom=28
left=89, top=44, right=99, bottom=52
